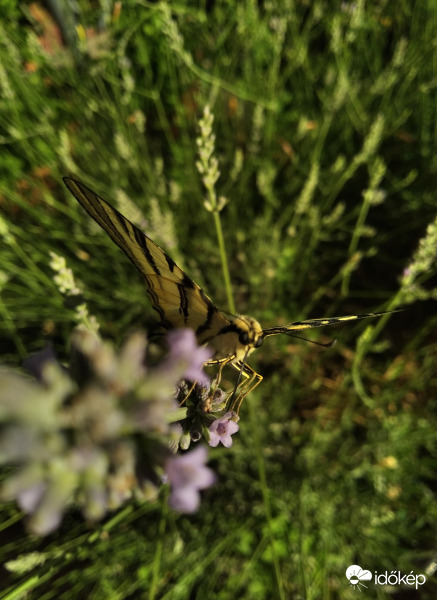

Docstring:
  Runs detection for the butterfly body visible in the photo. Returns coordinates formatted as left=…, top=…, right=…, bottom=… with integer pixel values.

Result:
left=203, top=315, right=263, bottom=362
left=64, top=177, right=397, bottom=409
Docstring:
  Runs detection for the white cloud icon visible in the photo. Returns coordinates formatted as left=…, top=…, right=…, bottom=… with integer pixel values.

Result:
left=346, top=564, right=372, bottom=585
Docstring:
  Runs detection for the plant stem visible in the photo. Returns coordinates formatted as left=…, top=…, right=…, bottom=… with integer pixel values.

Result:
left=212, top=209, right=235, bottom=314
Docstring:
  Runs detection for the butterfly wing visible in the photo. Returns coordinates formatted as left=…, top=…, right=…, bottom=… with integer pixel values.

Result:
left=262, top=311, right=396, bottom=337
left=63, top=178, right=231, bottom=343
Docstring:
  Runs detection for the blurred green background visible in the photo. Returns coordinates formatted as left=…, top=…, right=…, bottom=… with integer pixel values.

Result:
left=1, top=1, right=437, bottom=598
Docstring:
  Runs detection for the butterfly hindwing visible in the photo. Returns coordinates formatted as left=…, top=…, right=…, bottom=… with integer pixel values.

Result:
left=63, top=177, right=230, bottom=337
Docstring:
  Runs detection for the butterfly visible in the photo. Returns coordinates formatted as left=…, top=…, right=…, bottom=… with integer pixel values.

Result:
left=64, top=178, right=396, bottom=412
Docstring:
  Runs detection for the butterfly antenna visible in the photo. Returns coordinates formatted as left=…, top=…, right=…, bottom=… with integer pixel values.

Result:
left=285, top=333, right=337, bottom=348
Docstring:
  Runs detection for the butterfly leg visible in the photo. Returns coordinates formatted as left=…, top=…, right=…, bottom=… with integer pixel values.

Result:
left=203, top=357, right=234, bottom=408
left=179, top=380, right=197, bottom=406
left=205, top=357, right=262, bottom=413
left=228, top=363, right=263, bottom=414
left=205, top=357, right=232, bottom=388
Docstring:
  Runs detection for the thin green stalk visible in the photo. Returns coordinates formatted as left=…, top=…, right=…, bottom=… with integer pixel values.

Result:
left=352, top=310, right=395, bottom=404
left=212, top=209, right=235, bottom=314
left=1, top=576, right=41, bottom=600
left=0, top=295, right=27, bottom=358
left=352, top=211, right=437, bottom=399
left=249, top=398, right=285, bottom=600
left=149, top=488, right=169, bottom=600
left=196, top=105, right=235, bottom=313
left=341, top=157, right=387, bottom=296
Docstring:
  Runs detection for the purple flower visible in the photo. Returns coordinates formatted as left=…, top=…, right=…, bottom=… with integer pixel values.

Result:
left=208, top=412, right=239, bottom=448
left=166, top=329, right=212, bottom=386
left=22, top=343, right=62, bottom=381
left=165, top=445, right=216, bottom=513
left=17, top=481, right=46, bottom=513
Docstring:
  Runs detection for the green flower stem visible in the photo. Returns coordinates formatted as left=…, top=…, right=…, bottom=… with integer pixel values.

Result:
left=196, top=105, right=235, bottom=314
left=212, top=208, right=235, bottom=315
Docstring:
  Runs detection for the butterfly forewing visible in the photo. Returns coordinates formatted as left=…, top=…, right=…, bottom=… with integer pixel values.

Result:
left=63, top=178, right=231, bottom=337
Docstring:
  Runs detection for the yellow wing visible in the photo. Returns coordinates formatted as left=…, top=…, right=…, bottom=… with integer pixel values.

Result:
left=63, top=178, right=230, bottom=345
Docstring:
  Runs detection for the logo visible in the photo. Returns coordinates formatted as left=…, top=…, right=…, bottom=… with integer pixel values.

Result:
left=345, top=564, right=427, bottom=591
left=346, top=565, right=372, bottom=590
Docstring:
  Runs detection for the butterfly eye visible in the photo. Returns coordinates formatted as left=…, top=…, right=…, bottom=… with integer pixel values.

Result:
left=254, top=337, right=263, bottom=348
left=239, top=331, right=249, bottom=345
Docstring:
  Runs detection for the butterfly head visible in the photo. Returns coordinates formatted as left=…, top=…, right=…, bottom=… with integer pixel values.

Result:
left=232, top=315, right=264, bottom=361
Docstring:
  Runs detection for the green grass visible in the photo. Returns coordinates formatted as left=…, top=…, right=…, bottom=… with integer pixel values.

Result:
left=1, top=1, right=437, bottom=598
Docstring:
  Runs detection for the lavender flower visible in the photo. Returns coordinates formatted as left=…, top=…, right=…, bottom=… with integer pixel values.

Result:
left=165, top=445, right=216, bottom=513
left=0, top=328, right=217, bottom=534
left=164, top=329, right=212, bottom=386
left=208, top=412, right=240, bottom=448
left=22, top=342, right=58, bottom=380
